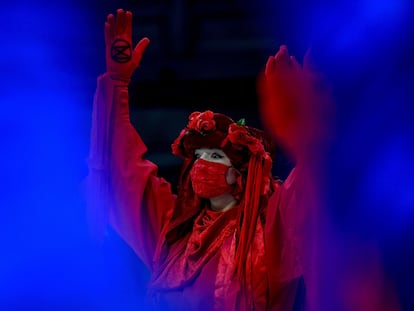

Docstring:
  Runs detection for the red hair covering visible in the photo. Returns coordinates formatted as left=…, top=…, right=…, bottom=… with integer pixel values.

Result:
left=164, top=110, right=276, bottom=290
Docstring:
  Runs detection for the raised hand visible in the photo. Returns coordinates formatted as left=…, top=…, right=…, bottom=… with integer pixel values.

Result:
left=258, top=45, right=334, bottom=160
left=105, top=8, right=150, bottom=80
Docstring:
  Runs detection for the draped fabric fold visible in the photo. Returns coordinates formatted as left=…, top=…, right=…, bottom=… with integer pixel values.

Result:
left=150, top=205, right=239, bottom=291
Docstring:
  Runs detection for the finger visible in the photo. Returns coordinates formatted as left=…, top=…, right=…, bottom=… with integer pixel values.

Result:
left=132, top=37, right=150, bottom=65
left=125, top=10, right=132, bottom=38
left=265, top=56, right=275, bottom=76
left=105, top=14, right=115, bottom=43
left=106, top=13, right=114, bottom=26
left=115, top=8, right=125, bottom=35
left=290, top=55, right=301, bottom=72
left=274, top=45, right=289, bottom=60
left=274, top=45, right=291, bottom=70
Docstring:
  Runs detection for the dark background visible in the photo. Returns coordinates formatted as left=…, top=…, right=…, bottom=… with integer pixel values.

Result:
left=1, top=0, right=413, bottom=310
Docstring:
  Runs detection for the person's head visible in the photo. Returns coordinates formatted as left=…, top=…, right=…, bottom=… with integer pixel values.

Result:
left=171, top=110, right=276, bottom=200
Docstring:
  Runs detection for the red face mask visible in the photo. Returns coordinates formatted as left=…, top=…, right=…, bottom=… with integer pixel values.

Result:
left=190, top=158, right=232, bottom=198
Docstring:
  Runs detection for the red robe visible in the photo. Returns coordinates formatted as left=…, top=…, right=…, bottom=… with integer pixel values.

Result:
left=86, top=73, right=305, bottom=311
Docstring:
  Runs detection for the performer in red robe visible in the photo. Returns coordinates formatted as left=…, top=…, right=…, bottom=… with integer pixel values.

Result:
left=86, top=8, right=325, bottom=311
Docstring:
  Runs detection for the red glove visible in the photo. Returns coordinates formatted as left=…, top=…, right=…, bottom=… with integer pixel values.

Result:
left=258, top=45, right=334, bottom=160
left=105, top=8, right=150, bottom=80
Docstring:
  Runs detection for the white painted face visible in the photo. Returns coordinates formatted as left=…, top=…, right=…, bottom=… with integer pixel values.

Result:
left=194, top=148, right=231, bottom=165
left=194, top=148, right=237, bottom=184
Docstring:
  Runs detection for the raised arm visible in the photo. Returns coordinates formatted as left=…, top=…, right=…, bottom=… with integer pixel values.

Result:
left=85, top=9, right=175, bottom=270
left=259, top=45, right=333, bottom=161
left=258, top=45, right=334, bottom=310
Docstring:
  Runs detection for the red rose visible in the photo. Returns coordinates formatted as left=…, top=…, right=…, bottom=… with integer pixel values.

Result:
left=187, top=111, right=201, bottom=130
left=228, top=124, right=248, bottom=142
left=187, top=110, right=216, bottom=133
left=227, top=123, right=265, bottom=155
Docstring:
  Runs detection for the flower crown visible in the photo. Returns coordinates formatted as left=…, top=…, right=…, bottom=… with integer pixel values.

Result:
left=171, top=110, right=267, bottom=158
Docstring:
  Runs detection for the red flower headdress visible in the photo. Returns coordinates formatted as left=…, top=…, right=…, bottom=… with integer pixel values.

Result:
left=172, top=111, right=273, bottom=168
left=187, top=110, right=216, bottom=133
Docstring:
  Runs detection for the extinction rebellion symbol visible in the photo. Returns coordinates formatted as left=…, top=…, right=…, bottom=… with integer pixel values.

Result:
left=111, top=39, right=132, bottom=63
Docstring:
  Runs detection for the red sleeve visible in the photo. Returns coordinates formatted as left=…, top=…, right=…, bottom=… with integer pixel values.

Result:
left=264, top=168, right=305, bottom=309
left=85, top=73, right=175, bottom=271
left=265, top=168, right=303, bottom=281
left=265, top=159, right=326, bottom=310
